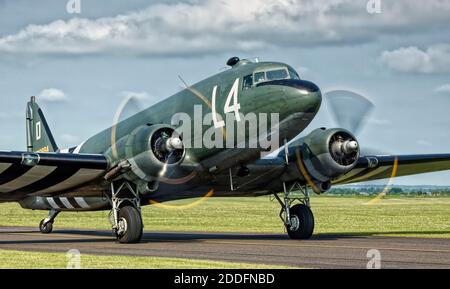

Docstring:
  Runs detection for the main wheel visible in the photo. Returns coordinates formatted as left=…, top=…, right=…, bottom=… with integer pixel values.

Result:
left=286, top=204, right=314, bottom=240
left=115, top=206, right=143, bottom=244
left=39, top=219, right=53, bottom=234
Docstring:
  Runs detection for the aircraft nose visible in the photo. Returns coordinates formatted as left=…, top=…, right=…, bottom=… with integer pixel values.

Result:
left=281, top=79, right=322, bottom=113
left=298, top=84, right=322, bottom=114
left=256, top=79, right=322, bottom=113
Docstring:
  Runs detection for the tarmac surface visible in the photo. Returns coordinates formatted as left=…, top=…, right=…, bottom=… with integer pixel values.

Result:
left=1, top=226, right=450, bottom=268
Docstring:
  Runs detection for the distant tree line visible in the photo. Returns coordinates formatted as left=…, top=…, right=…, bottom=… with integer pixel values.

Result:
left=326, top=187, right=450, bottom=196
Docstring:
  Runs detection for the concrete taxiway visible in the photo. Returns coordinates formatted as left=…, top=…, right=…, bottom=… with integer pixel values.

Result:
left=0, top=226, right=449, bottom=269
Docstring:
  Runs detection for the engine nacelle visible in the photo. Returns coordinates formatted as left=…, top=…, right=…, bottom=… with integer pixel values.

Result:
left=296, top=128, right=360, bottom=184
left=108, top=124, right=185, bottom=182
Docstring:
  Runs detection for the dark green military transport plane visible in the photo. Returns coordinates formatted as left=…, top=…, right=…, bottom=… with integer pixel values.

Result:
left=1, top=57, right=450, bottom=243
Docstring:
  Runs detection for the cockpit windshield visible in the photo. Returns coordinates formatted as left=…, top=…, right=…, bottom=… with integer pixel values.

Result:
left=266, top=69, right=288, bottom=80
left=242, top=66, right=301, bottom=90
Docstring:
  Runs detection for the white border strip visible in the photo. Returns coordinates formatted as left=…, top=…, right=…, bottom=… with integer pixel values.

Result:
left=46, top=197, right=60, bottom=209
left=60, top=197, right=74, bottom=209
left=74, top=197, right=89, bottom=209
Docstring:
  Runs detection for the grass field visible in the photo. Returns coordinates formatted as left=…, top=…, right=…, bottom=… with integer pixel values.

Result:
left=1, top=196, right=449, bottom=268
left=0, top=249, right=293, bottom=269
left=1, top=195, right=450, bottom=238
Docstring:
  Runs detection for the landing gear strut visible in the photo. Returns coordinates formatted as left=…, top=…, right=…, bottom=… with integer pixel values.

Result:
left=106, top=181, right=143, bottom=243
left=273, top=181, right=314, bottom=239
left=39, top=209, right=60, bottom=234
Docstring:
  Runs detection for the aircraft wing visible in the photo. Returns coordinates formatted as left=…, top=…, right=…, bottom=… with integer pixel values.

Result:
left=0, top=151, right=108, bottom=200
left=333, top=154, right=450, bottom=185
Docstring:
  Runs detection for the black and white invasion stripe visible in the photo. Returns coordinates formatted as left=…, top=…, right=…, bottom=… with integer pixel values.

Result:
left=0, top=151, right=108, bottom=201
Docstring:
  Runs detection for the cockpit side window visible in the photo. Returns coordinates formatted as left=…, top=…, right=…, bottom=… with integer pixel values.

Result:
left=254, top=71, right=266, bottom=84
left=288, top=67, right=300, bottom=80
left=242, top=74, right=253, bottom=90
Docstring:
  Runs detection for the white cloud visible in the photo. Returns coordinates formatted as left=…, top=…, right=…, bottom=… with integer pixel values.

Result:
left=0, top=0, right=450, bottom=56
left=38, top=88, right=68, bottom=102
left=434, top=84, right=450, bottom=94
left=380, top=44, right=450, bottom=73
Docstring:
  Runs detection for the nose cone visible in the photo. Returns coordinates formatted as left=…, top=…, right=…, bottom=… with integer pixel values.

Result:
left=287, top=80, right=321, bottom=113
left=297, top=82, right=322, bottom=114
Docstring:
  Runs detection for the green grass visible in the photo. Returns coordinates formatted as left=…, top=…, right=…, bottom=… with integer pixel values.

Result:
left=0, top=249, right=293, bottom=269
left=1, top=195, right=450, bottom=238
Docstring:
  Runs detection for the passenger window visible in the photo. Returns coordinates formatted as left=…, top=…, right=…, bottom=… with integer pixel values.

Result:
left=243, top=74, right=253, bottom=90
left=266, top=69, right=288, bottom=80
left=254, top=72, right=266, bottom=84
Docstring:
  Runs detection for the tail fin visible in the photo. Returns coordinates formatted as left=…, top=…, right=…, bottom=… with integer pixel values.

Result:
left=26, top=96, right=59, bottom=153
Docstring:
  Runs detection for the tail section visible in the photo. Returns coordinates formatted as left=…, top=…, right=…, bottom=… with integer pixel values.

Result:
left=26, top=96, right=58, bottom=152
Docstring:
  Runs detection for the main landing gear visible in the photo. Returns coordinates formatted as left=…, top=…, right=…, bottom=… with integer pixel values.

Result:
left=106, top=181, right=143, bottom=244
left=39, top=209, right=60, bottom=234
left=273, top=181, right=314, bottom=239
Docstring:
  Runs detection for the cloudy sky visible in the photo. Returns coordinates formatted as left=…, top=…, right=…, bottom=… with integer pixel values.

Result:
left=0, top=0, right=450, bottom=185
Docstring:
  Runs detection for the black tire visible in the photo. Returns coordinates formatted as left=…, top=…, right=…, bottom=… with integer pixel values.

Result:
left=116, top=206, right=143, bottom=244
left=286, top=204, right=314, bottom=240
left=39, top=219, right=53, bottom=234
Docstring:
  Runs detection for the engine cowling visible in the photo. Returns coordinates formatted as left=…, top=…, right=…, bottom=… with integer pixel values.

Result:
left=108, top=124, right=185, bottom=182
left=295, top=128, right=360, bottom=186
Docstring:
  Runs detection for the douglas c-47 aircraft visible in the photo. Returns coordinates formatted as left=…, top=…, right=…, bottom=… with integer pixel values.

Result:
left=1, top=57, right=450, bottom=243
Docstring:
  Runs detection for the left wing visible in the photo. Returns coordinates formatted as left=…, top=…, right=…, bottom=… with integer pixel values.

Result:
left=0, top=151, right=108, bottom=200
left=333, top=154, right=450, bottom=185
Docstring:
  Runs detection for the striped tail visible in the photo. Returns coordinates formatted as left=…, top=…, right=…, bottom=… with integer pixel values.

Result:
left=26, top=96, right=59, bottom=153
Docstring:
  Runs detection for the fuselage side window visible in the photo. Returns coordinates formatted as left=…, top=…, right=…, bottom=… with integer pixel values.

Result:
left=243, top=74, right=253, bottom=90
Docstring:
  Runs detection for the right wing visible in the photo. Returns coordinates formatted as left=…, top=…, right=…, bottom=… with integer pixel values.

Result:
left=333, top=154, right=450, bottom=185
left=0, top=151, right=108, bottom=200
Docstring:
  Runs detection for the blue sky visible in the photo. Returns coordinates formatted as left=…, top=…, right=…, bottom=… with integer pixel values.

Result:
left=0, top=0, right=450, bottom=185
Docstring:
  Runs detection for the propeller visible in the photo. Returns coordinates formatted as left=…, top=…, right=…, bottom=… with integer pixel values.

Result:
left=329, top=132, right=359, bottom=166
left=111, top=93, right=197, bottom=184
left=325, top=90, right=374, bottom=135
left=109, top=87, right=211, bottom=210
left=324, top=89, right=388, bottom=156
left=324, top=89, right=396, bottom=203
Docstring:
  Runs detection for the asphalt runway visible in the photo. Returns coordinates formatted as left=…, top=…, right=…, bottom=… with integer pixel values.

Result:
left=1, top=226, right=450, bottom=268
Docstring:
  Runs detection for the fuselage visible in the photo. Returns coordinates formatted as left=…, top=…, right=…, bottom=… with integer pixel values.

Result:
left=64, top=59, right=323, bottom=202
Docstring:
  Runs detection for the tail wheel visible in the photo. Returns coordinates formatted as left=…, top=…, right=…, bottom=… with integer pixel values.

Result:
left=39, top=219, right=53, bottom=234
left=115, top=206, right=143, bottom=244
left=286, top=204, right=314, bottom=240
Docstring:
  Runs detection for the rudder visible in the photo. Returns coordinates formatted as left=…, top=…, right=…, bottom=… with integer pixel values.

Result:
left=26, top=96, right=58, bottom=152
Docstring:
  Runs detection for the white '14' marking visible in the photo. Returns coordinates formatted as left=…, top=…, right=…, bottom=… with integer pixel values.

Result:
left=212, top=86, right=225, bottom=128
left=212, top=78, right=241, bottom=128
